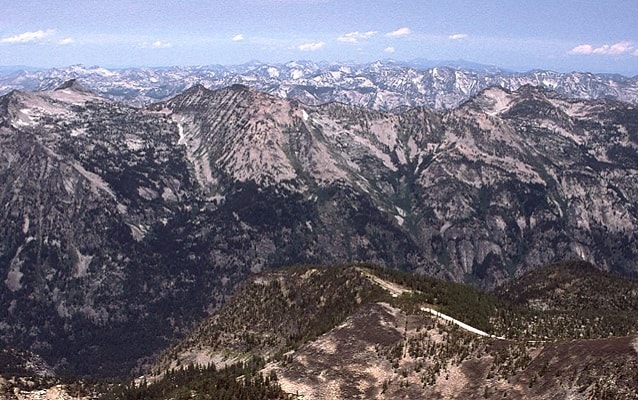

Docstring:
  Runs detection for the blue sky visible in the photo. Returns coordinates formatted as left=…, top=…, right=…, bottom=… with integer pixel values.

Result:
left=1, top=0, right=637, bottom=75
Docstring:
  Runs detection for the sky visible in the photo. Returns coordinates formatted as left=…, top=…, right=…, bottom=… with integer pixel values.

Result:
left=1, top=0, right=637, bottom=75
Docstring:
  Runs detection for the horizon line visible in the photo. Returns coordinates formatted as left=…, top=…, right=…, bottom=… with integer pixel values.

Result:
left=0, top=59, right=636, bottom=78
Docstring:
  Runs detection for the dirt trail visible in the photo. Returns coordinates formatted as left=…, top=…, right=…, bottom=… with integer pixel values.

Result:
left=361, top=268, right=505, bottom=340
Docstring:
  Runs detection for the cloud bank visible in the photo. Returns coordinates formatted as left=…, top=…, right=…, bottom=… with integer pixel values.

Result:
left=569, top=41, right=635, bottom=55
left=449, top=33, right=468, bottom=40
left=1, top=29, right=56, bottom=44
left=386, top=27, right=411, bottom=37
left=298, top=41, right=325, bottom=51
left=337, top=31, right=377, bottom=43
left=58, top=38, right=75, bottom=45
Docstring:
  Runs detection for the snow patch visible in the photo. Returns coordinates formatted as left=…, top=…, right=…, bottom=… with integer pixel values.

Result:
left=128, top=224, right=148, bottom=241
left=516, top=216, right=527, bottom=231
left=5, top=245, right=26, bottom=292
left=22, top=216, right=29, bottom=234
left=177, top=122, right=186, bottom=145
left=137, top=186, right=158, bottom=200
left=267, top=67, right=280, bottom=78
left=492, top=215, right=506, bottom=231
left=116, top=203, right=128, bottom=215
left=570, top=241, right=591, bottom=261
left=74, top=248, right=93, bottom=278
left=72, top=162, right=117, bottom=200
left=479, top=87, right=513, bottom=116
left=15, top=108, right=35, bottom=126
left=440, top=221, right=453, bottom=235
left=126, top=137, right=145, bottom=151
left=5, top=265, right=23, bottom=292
left=161, top=186, right=177, bottom=201
left=208, top=194, right=225, bottom=204
left=70, top=127, right=87, bottom=137
left=56, top=303, right=70, bottom=318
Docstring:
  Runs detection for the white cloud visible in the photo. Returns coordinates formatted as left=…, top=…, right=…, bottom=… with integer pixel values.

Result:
left=569, top=41, right=634, bottom=55
left=634, top=49, right=638, bottom=56
left=384, top=46, right=395, bottom=53
left=607, top=41, right=633, bottom=54
left=1, top=29, right=56, bottom=44
left=449, top=33, right=468, bottom=40
left=298, top=41, right=325, bottom=51
left=337, top=31, right=377, bottom=43
left=154, top=41, right=172, bottom=48
left=569, top=44, right=595, bottom=55
left=232, top=34, right=245, bottom=42
left=58, top=37, right=74, bottom=45
left=146, top=40, right=172, bottom=49
left=385, top=27, right=411, bottom=37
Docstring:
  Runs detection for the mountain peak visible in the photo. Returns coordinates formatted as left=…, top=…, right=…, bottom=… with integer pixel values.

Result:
left=466, top=84, right=567, bottom=116
left=464, top=85, right=514, bottom=115
left=228, top=83, right=250, bottom=92
left=514, top=83, right=560, bottom=99
left=160, top=84, right=216, bottom=110
left=167, top=83, right=263, bottom=111
left=188, top=83, right=209, bottom=92
left=54, top=79, right=92, bottom=94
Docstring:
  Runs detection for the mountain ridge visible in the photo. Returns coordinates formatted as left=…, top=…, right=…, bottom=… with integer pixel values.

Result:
left=144, top=262, right=638, bottom=400
left=4, top=262, right=637, bottom=400
left=1, top=82, right=637, bottom=378
left=2, top=61, right=638, bottom=111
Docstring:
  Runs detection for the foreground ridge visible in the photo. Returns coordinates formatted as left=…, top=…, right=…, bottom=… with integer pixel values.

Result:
left=142, top=264, right=638, bottom=400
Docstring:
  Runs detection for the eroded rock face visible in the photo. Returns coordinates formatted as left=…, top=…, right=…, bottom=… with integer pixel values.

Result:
left=0, top=82, right=637, bottom=376
left=160, top=84, right=638, bottom=283
left=0, top=85, right=206, bottom=376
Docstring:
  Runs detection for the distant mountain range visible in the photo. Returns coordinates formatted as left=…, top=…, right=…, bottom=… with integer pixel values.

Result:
left=1, top=61, right=637, bottom=110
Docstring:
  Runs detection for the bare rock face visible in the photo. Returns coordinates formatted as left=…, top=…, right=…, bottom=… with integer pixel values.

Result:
left=0, top=82, right=637, bottom=376
left=159, top=83, right=638, bottom=283
left=0, top=84, right=204, bottom=376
